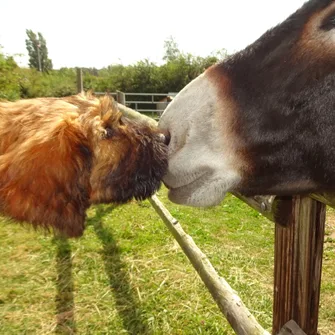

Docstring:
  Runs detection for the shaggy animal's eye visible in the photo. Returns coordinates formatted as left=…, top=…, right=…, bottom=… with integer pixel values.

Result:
left=105, top=127, right=114, bottom=138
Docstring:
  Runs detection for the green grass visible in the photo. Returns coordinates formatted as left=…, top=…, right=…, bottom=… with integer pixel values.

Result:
left=0, top=188, right=334, bottom=334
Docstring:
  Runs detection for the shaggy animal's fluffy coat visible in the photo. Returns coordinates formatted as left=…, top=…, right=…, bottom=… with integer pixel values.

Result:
left=0, top=94, right=168, bottom=237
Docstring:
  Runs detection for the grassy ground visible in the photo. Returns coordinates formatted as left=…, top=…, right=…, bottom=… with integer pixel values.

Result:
left=0, top=187, right=334, bottom=334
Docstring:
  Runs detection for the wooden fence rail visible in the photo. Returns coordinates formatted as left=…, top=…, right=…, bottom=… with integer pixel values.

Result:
left=76, top=69, right=174, bottom=116
left=95, top=90, right=175, bottom=117
left=149, top=195, right=270, bottom=335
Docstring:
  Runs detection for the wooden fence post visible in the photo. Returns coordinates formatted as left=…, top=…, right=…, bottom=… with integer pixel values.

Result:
left=116, top=91, right=126, bottom=105
left=273, top=196, right=326, bottom=335
left=76, top=68, right=83, bottom=93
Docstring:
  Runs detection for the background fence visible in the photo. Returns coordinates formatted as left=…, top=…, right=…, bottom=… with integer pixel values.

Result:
left=76, top=68, right=176, bottom=118
left=95, top=91, right=176, bottom=118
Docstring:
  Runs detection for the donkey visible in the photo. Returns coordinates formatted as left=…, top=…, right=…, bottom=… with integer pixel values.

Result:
left=159, top=0, right=335, bottom=207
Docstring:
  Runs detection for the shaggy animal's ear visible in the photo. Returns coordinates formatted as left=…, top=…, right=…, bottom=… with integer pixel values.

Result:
left=0, top=121, right=92, bottom=237
left=99, top=95, right=121, bottom=127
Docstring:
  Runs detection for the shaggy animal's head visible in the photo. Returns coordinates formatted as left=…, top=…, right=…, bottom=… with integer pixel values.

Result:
left=0, top=94, right=168, bottom=237
left=65, top=94, right=168, bottom=204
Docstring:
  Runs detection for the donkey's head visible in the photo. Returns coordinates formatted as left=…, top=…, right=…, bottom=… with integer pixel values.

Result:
left=159, top=0, right=335, bottom=207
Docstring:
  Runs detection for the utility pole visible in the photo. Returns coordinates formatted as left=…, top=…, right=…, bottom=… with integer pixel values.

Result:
left=76, top=68, right=83, bottom=93
left=36, top=42, right=42, bottom=72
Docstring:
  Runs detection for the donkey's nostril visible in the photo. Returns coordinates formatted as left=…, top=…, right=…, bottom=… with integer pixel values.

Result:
left=163, top=132, right=171, bottom=146
left=158, top=130, right=171, bottom=146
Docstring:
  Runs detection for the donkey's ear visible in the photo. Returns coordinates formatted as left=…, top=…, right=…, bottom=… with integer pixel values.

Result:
left=0, top=121, right=93, bottom=237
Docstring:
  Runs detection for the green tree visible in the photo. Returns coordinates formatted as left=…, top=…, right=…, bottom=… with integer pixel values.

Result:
left=0, top=48, right=20, bottom=100
left=25, top=29, right=53, bottom=72
left=163, top=36, right=180, bottom=62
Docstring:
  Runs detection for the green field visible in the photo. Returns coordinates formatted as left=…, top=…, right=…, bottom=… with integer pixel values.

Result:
left=0, top=188, right=334, bottom=334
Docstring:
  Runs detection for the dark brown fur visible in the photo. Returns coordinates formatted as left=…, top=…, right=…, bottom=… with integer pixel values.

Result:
left=0, top=94, right=168, bottom=237
left=213, top=0, right=335, bottom=196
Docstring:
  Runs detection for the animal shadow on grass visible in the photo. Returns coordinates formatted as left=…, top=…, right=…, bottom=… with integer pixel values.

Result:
left=53, top=236, right=77, bottom=334
left=88, top=205, right=150, bottom=335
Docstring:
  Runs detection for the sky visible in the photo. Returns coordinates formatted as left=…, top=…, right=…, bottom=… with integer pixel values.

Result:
left=0, top=0, right=307, bottom=69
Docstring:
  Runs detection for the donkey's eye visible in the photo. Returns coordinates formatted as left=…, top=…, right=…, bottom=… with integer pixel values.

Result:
left=321, top=15, right=335, bottom=30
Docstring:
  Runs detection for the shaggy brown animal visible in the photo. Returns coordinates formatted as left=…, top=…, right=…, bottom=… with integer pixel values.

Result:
left=0, top=94, right=168, bottom=237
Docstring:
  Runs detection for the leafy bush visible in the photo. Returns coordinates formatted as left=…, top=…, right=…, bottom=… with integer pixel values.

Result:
left=19, top=67, right=77, bottom=98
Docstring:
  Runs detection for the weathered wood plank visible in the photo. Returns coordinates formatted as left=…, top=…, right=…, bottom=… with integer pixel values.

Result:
left=117, top=103, right=158, bottom=127
left=116, top=90, right=126, bottom=105
left=310, top=192, right=335, bottom=209
left=232, top=193, right=277, bottom=222
left=272, top=196, right=325, bottom=335
left=277, top=320, right=307, bottom=335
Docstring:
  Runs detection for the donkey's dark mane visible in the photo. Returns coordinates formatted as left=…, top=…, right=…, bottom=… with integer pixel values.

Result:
left=215, top=0, right=335, bottom=195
